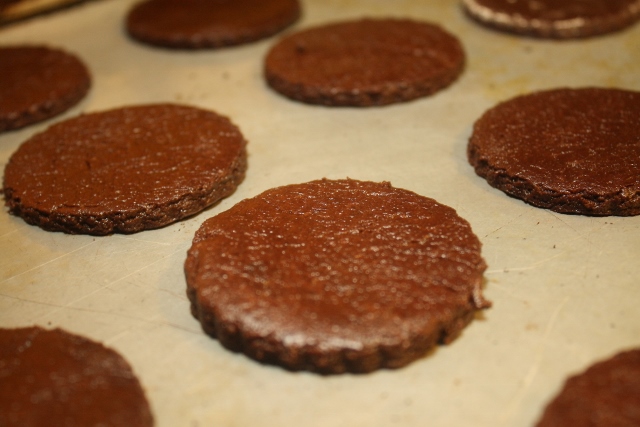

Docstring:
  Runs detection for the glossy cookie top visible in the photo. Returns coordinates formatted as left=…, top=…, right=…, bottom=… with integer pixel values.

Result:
left=186, top=179, right=489, bottom=374
left=0, top=45, right=90, bottom=132
left=0, top=327, right=154, bottom=427
left=3, top=103, right=248, bottom=234
left=468, top=88, right=640, bottom=216
left=264, top=18, right=465, bottom=106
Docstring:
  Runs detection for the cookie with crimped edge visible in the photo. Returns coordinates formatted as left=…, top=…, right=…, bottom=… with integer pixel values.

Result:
left=126, top=0, right=301, bottom=49
left=264, top=18, right=465, bottom=107
left=462, top=0, right=640, bottom=39
left=534, top=348, right=640, bottom=427
left=0, top=326, right=154, bottom=427
left=3, top=103, right=247, bottom=235
left=185, top=179, right=489, bottom=374
left=467, top=87, right=640, bottom=216
left=0, top=45, right=90, bottom=133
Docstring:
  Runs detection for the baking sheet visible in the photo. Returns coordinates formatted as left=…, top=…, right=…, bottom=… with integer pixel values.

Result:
left=1, top=1, right=639, bottom=426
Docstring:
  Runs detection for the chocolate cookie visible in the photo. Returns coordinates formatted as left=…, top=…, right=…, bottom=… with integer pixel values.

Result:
left=3, top=103, right=247, bottom=235
left=0, top=46, right=91, bottom=133
left=0, top=327, right=153, bottom=427
left=0, top=0, right=20, bottom=12
left=462, top=0, right=640, bottom=38
left=126, top=0, right=301, bottom=49
left=185, top=179, right=489, bottom=374
left=264, top=18, right=465, bottom=107
left=535, top=349, right=640, bottom=427
left=467, top=88, right=640, bottom=216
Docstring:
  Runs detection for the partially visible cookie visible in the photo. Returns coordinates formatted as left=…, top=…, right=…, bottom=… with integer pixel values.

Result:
left=3, top=103, right=247, bottom=235
left=0, top=0, right=20, bottom=12
left=462, top=0, right=640, bottom=38
left=264, top=18, right=465, bottom=107
left=0, top=327, right=153, bottom=427
left=467, top=87, right=640, bottom=216
left=0, top=46, right=90, bottom=133
left=185, top=179, right=489, bottom=374
left=126, top=0, right=301, bottom=49
left=535, top=349, right=640, bottom=427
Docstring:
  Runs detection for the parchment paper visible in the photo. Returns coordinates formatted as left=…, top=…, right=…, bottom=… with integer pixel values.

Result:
left=1, top=1, right=639, bottom=426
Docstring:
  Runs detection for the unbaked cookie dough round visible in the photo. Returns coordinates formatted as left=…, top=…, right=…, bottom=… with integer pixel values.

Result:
left=126, top=0, right=301, bottom=49
left=0, top=46, right=91, bottom=133
left=535, top=349, right=640, bottom=427
left=467, top=88, right=640, bottom=216
left=3, top=104, right=248, bottom=234
left=0, top=327, right=153, bottom=427
left=264, top=18, right=465, bottom=107
left=185, top=179, right=489, bottom=374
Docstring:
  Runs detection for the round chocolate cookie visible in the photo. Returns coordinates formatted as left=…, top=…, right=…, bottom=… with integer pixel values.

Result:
left=3, top=103, right=247, bottom=235
left=185, top=179, right=489, bottom=374
left=0, top=46, right=91, bottom=133
left=264, top=18, right=465, bottom=107
left=0, top=327, right=153, bottom=427
left=467, top=88, right=640, bottom=216
left=461, top=0, right=640, bottom=39
left=126, top=0, right=301, bottom=49
left=535, top=349, right=640, bottom=427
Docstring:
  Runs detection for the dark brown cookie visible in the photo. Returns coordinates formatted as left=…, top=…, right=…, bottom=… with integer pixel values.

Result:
left=467, top=88, right=640, bottom=216
left=462, top=0, right=640, bottom=38
left=0, top=46, right=91, bottom=133
left=535, top=349, right=640, bottom=427
left=126, top=0, right=301, bottom=49
left=3, top=103, right=247, bottom=235
left=0, top=327, right=153, bottom=427
left=185, top=179, right=489, bottom=374
left=264, top=18, right=465, bottom=107
left=0, top=0, right=20, bottom=12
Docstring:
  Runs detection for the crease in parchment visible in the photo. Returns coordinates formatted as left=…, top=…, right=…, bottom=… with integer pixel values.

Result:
left=54, top=243, right=188, bottom=305
left=113, top=234, right=176, bottom=246
left=0, top=227, right=19, bottom=239
left=0, top=292, right=198, bottom=335
left=484, top=212, right=527, bottom=238
left=485, top=251, right=566, bottom=275
left=545, top=211, right=596, bottom=245
left=497, top=295, right=570, bottom=426
left=1, top=239, right=99, bottom=283
left=2, top=243, right=192, bottom=329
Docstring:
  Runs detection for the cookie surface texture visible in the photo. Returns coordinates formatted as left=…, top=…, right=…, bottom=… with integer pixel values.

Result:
left=535, top=349, right=640, bottom=427
left=462, top=0, right=640, bottom=38
left=0, top=327, right=153, bottom=427
left=0, top=46, right=91, bottom=133
left=264, top=18, right=465, bottom=107
left=467, top=88, right=640, bottom=216
left=3, top=103, right=247, bottom=235
left=126, top=0, right=301, bottom=49
left=185, top=179, right=489, bottom=374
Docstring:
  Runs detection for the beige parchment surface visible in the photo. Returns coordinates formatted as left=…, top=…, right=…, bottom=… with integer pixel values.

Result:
left=1, top=1, right=639, bottom=426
